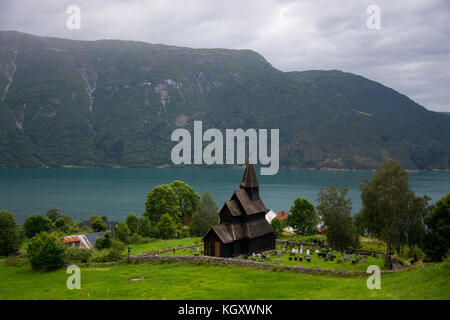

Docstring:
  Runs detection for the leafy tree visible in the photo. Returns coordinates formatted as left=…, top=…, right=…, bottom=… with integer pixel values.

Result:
left=189, top=192, right=218, bottom=236
left=170, top=180, right=200, bottom=221
left=23, top=214, right=54, bottom=238
left=157, top=214, right=177, bottom=239
left=137, top=218, right=159, bottom=238
left=422, top=193, right=450, bottom=261
left=0, top=210, right=23, bottom=256
left=91, top=218, right=107, bottom=232
left=144, top=184, right=180, bottom=223
left=46, top=208, right=61, bottom=222
left=287, top=197, right=318, bottom=236
left=359, top=160, right=429, bottom=267
left=271, top=218, right=285, bottom=238
left=95, top=231, right=112, bottom=250
left=317, top=185, right=359, bottom=250
left=114, top=222, right=130, bottom=243
left=27, top=232, right=67, bottom=271
left=126, top=213, right=140, bottom=235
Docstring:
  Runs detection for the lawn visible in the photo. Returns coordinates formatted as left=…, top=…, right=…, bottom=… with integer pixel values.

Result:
left=0, top=259, right=448, bottom=300
left=124, top=237, right=202, bottom=255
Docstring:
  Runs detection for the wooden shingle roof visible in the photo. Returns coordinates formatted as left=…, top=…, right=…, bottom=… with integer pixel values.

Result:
left=240, top=162, right=259, bottom=188
left=233, top=189, right=266, bottom=215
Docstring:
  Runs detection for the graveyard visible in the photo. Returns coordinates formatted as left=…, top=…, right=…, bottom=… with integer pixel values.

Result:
left=152, top=243, right=385, bottom=272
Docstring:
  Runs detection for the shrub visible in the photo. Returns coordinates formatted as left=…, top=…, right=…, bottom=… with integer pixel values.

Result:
left=114, top=222, right=130, bottom=243
left=287, top=197, right=318, bottom=236
left=0, top=210, right=23, bottom=256
left=271, top=218, right=285, bottom=238
left=95, top=231, right=112, bottom=249
left=106, top=240, right=124, bottom=262
left=422, top=193, right=450, bottom=262
left=137, top=218, right=159, bottom=238
left=27, top=232, right=67, bottom=271
left=91, top=218, right=107, bottom=232
left=65, top=247, right=92, bottom=263
left=23, top=214, right=54, bottom=238
left=157, top=214, right=177, bottom=239
left=189, top=192, right=218, bottom=237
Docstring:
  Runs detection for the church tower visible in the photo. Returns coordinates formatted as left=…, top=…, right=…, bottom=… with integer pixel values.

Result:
left=239, top=161, right=259, bottom=201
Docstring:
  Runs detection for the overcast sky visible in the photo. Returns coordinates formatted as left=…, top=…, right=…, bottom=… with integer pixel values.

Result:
left=1, top=0, right=449, bottom=111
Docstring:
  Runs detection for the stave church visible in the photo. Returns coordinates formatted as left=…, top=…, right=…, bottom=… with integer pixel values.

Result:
left=203, top=161, right=276, bottom=257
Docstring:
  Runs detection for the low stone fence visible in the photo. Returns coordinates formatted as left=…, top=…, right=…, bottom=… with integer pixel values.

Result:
left=130, top=254, right=396, bottom=276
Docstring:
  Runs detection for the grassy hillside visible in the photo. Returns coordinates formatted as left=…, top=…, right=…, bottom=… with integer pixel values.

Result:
left=0, top=259, right=448, bottom=300
left=1, top=31, right=449, bottom=170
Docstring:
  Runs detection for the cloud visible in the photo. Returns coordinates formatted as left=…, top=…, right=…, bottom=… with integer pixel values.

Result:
left=0, top=0, right=448, bottom=111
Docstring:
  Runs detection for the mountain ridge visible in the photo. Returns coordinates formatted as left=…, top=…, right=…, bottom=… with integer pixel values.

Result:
left=0, top=31, right=449, bottom=170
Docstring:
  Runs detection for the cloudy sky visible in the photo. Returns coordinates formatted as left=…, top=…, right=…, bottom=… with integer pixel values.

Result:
left=1, top=0, right=449, bottom=111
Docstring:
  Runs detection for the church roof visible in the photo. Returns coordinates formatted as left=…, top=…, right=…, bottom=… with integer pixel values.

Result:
left=240, top=161, right=259, bottom=188
left=233, top=189, right=266, bottom=215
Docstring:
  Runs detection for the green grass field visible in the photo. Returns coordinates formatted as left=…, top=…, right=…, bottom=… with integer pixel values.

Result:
left=0, top=259, right=448, bottom=300
left=125, top=238, right=202, bottom=255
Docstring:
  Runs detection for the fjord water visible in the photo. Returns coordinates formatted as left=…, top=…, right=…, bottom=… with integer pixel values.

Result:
left=0, top=168, right=448, bottom=223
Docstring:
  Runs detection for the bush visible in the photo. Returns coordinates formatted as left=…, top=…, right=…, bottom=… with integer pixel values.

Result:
left=157, top=214, right=177, bottom=239
left=106, top=240, right=124, bottom=262
left=287, top=197, right=318, bottom=236
left=0, top=210, right=23, bottom=256
left=23, top=214, right=54, bottom=238
left=27, top=232, right=67, bottom=271
left=65, top=247, right=92, bottom=263
left=95, top=231, right=112, bottom=249
left=91, top=218, right=107, bottom=232
left=422, top=193, right=450, bottom=261
left=271, top=218, right=285, bottom=238
left=114, top=222, right=130, bottom=243
left=137, top=218, right=159, bottom=238
left=189, top=192, right=218, bottom=236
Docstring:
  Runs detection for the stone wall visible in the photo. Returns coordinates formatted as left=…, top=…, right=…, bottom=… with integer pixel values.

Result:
left=130, top=254, right=396, bottom=276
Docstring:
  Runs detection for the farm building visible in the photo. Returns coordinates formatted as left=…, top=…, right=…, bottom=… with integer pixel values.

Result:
left=203, top=162, right=276, bottom=257
left=62, top=232, right=105, bottom=249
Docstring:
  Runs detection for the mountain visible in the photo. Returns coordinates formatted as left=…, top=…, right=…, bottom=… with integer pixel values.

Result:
left=0, top=31, right=449, bottom=170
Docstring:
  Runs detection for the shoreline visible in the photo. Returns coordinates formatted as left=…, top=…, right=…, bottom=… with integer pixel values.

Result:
left=0, top=165, right=448, bottom=173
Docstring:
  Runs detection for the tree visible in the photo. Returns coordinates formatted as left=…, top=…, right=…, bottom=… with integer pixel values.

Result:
left=144, top=184, right=180, bottom=223
left=137, top=218, right=159, bottom=238
left=0, top=210, right=23, bottom=256
left=271, top=218, right=285, bottom=238
left=23, top=214, right=54, bottom=238
left=46, top=208, right=61, bottom=222
left=317, top=185, right=359, bottom=250
left=95, top=231, right=112, bottom=249
left=359, top=160, right=429, bottom=268
left=157, top=214, right=177, bottom=239
left=422, top=193, right=450, bottom=261
left=91, top=218, right=107, bottom=232
left=27, top=232, right=67, bottom=271
left=126, top=213, right=140, bottom=235
left=189, top=192, right=219, bottom=236
left=114, top=222, right=130, bottom=243
left=287, top=197, right=318, bottom=236
left=170, top=180, right=200, bottom=222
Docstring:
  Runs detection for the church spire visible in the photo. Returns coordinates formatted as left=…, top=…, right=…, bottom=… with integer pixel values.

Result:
left=240, top=160, right=259, bottom=189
